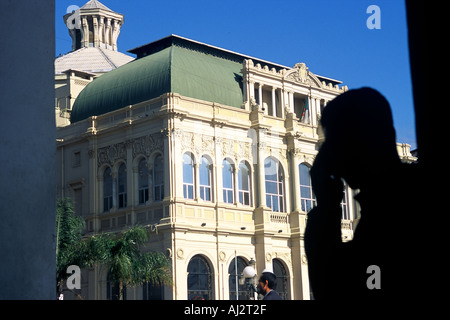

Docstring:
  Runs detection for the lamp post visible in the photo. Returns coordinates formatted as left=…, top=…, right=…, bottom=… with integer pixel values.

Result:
left=241, top=259, right=258, bottom=300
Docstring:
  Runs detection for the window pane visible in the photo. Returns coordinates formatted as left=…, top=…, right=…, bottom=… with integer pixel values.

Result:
left=118, top=164, right=126, bottom=192
left=183, top=153, right=193, bottom=183
left=266, top=195, right=271, bottom=207
left=200, top=157, right=211, bottom=186
left=272, top=196, right=279, bottom=212
left=138, top=159, right=148, bottom=189
left=222, top=159, right=233, bottom=189
left=278, top=182, right=283, bottom=195
left=244, top=192, right=249, bottom=206
left=239, top=162, right=250, bottom=191
left=104, top=167, right=112, bottom=197
left=188, top=185, right=193, bottom=199
left=299, top=163, right=311, bottom=186
left=266, top=181, right=277, bottom=194
left=154, top=155, right=164, bottom=185
left=301, top=186, right=311, bottom=199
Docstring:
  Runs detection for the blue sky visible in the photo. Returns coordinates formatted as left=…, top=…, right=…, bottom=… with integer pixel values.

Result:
left=56, top=0, right=416, bottom=149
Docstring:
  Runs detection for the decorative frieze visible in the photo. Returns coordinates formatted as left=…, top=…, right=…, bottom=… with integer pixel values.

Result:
left=97, top=133, right=164, bottom=167
left=97, top=142, right=127, bottom=167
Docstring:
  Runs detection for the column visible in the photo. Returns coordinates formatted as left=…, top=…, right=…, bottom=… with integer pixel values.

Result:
left=289, top=91, right=295, bottom=114
left=258, top=84, right=265, bottom=115
left=257, top=129, right=266, bottom=208
left=310, top=97, right=318, bottom=127
left=82, top=16, right=89, bottom=48
left=249, top=81, right=255, bottom=102
left=291, top=152, right=301, bottom=212
left=271, top=87, right=276, bottom=117
left=112, top=171, right=117, bottom=209
left=194, top=162, right=200, bottom=201
left=147, top=162, right=153, bottom=204
left=280, top=88, right=285, bottom=119
left=99, top=16, right=105, bottom=47
left=233, top=165, right=239, bottom=205
left=112, top=19, right=120, bottom=51
left=218, top=162, right=224, bottom=203
left=105, top=18, right=112, bottom=48
left=93, top=16, right=99, bottom=47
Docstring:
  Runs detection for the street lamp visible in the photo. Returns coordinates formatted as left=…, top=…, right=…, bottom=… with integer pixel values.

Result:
left=240, top=259, right=257, bottom=300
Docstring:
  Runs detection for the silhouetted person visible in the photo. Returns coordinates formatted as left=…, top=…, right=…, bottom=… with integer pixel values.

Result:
left=305, top=87, right=420, bottom=301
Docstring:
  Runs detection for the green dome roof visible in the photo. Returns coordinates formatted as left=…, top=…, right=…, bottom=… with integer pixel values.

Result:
left=70, top=35, right=251, bottom=123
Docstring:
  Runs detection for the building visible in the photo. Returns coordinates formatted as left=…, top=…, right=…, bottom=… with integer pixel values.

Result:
left=56, top=1, right=416, bottom=300
left=55, top=0, right=134, bottom=127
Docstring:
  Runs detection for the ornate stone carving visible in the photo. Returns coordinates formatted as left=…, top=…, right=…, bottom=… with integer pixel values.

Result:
left=176, top=248, right=184, bottom=260
left=97, top=142, right=126, bottom=167
left=284, top=62, right=321, bottom=88
left=219, top=251, right=226, bottom=262
left=132, top=133, right=164, bottom=158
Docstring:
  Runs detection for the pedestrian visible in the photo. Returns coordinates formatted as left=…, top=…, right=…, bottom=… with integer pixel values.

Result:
left=256, top=270, right=282, bottom=300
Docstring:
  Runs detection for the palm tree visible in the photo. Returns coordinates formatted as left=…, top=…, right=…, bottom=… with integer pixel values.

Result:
left=103, top=225, right=172, bottom=300
left=56, top=198, right=172, bottom=300
left=56, top=198, right=89, bottom=297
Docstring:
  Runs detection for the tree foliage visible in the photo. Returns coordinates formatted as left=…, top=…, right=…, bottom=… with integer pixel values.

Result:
left=56, top=198, right=172, bottom=299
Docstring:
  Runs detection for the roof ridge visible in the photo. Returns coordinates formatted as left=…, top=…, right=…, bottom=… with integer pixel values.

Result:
left=80, top=0, right=113, bottom=12
left=98, top=48, right=118, bottom=69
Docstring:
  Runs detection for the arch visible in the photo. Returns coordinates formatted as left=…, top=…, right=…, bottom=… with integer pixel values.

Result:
left=228, top=256, right=249, bottom=300
left=147, top=149, right=163, bottom=163
left=264, top=157, right=285, bottom=212
left=187, top=254, right=214, bottom=300
left=272, top=258, right=290, bottom=300
left=133, top=153, right=147, bottom=169
left=106, top=269, right=127, bottom=300
left=112, top=158, right=127, bottom=173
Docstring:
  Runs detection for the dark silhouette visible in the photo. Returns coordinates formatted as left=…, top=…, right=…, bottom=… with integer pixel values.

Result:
left=304, top=87, right=420, bottom=301
left=257, top=271, right=283, bottom=300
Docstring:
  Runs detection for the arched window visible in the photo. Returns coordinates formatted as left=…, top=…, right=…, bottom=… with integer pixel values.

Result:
left=273, top=259, right=289, bottom=300
left=228, top=257, right=248, bottom=300
left=199, top=156, right=212, bottom=202
left=264, top=158, right=284, bottom=212
left=103, top=167, right=113, bottom=212
left=238, top=161, right=251, bottom=206
left=222, top=158, right=234, bottom=204
left=187, top=255, right=214, bottom=300
left=138, top=158, right=149, bottom=205
left=143, top=281, right=164, bottom=300
left=183, top=153, right=194, bottom=199
left=299, top=163, right=316, bottom=212
left=117, top=163, right=127, bottom=208
left=154, top=154, right=164, bottom=202
left=107, top=272, right=126, bottom=300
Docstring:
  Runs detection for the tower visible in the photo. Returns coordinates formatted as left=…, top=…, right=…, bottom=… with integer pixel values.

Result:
left=63, top=0, right=124, bottom=52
